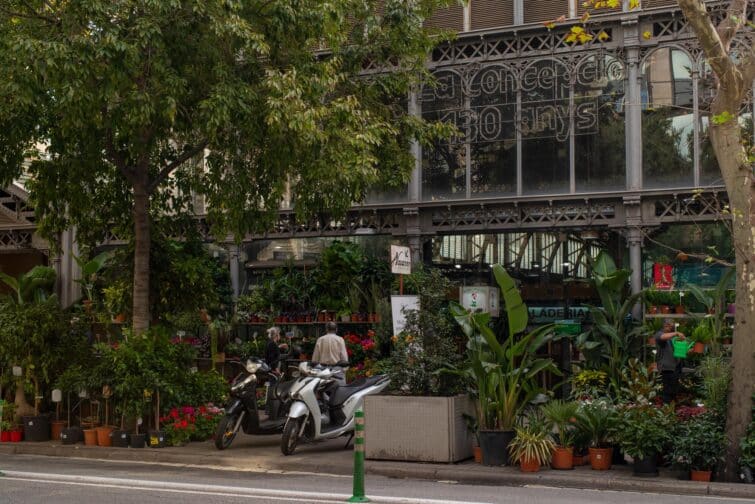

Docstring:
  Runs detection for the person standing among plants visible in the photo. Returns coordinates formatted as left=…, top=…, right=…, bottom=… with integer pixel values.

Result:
left=312, top=322, right=348, bottom=384
left=265, top=327, right=286, bottom=373
left=656, top=319, right=685, bottom=404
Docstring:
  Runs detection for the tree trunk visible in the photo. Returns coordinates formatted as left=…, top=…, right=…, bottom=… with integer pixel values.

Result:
left=132, top=180, right=151, bottom=336
left=709, top=94, right=754, bottom=481
left=13, top=381, right=34, bottom=422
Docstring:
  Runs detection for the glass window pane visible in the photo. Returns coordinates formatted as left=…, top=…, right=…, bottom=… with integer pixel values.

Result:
left=469, top=65, right=517, bottom=196
left=421, top=70, right=466, bottom=200
left=699, top=64, right=753, bottom=186
left=521, top=60, right=570, bottom=194
left=641, top=48, right=694, bottom=188
left=574, top=55, right=626, bottom=192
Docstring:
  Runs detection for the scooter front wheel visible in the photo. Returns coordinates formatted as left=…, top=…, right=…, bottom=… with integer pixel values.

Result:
left=281, top=418, right=302, bottom=456
left=215, top=414, right=239, bottom=450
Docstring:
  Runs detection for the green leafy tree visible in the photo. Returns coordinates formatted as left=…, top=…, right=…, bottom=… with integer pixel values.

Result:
left=0, top=0, right=455, bottom=334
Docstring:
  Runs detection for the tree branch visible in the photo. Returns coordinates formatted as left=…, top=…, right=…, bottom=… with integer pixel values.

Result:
left=638, top=227, right=734, bottom=268
left=715, top=0, right=747, bottom=50
left=677, top=0, right=739, bottom=84
left=147, top=141, right=208, bottom=194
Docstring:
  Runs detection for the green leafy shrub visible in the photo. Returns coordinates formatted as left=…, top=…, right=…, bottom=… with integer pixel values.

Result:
left=672, top=411, right=725, bottom=471
left=740, top=422, right=755, bottom=470
left=613, top=404, right=674, bottom=460
left=382, top=267, right=463, bottom=396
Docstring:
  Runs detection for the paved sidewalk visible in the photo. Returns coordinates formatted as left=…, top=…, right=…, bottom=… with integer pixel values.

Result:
left=1, top=436, right=753, bottom=499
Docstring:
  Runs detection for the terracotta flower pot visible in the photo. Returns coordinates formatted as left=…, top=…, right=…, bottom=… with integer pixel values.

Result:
left=675, top=305, right=685, bottom=314
left=692, top=342, right=705, bottom=354
left=690, top=469, right=712, bottom=482
left=473, top=445, right=482, bottom=464
left=551, top=446, right=574, bottom=470
left=96, top=426, right=114, bottom=447
left=520, top=456, right=540, bottom=472
left=83, top=428, right=98, bottom=446
left=647, top=305, right=659, bottom=315
left=112, top=313, right=126, bottom=324
left=589, top=447, right=613, bottom=471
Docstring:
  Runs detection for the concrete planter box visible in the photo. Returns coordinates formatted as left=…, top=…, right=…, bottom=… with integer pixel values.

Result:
left=364, top=395, right=474, bottom=463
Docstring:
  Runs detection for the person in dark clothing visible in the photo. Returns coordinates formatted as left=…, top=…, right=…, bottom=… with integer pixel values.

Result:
left=265, top=326, right=283, bottom=371
left=656, top=319, right=685, bottom=404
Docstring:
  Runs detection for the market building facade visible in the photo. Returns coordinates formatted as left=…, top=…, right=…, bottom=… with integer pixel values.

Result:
left=1, top=0, right=741, bottom=308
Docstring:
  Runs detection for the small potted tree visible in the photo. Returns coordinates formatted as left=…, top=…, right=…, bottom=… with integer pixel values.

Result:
left=542, top=400, right=580, bottom=470
left=577, top=400, right=617, bottom=471
left=672, top=412, right=725, bottom=481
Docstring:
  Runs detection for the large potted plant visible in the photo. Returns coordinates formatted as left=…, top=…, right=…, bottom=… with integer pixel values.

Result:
left=542, top=400, right=580, bottom=470
left=0, top=267, right=70, bottom=441
left=577, top=400, right=618, bottom=470
left=451, top=265, right=560, bottom=466
left=671, top=411, right=725, bottom=481
left=613, top=404, right=673, bottom=477
left=364, top=267, right=471, bottom=463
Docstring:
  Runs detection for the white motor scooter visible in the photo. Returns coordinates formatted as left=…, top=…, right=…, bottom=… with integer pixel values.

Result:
left=280, top=361, right=390, bottom=455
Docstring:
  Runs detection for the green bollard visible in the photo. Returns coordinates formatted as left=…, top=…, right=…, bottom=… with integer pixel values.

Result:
left=347, top=407, right=369, bottom=503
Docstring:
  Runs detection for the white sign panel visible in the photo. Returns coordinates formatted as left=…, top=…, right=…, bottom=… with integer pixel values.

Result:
left=390, top=245, right=412, bottom=275
left=390, top=295, right=420, bottom=335
left=460, top=286, right=500, bottom=317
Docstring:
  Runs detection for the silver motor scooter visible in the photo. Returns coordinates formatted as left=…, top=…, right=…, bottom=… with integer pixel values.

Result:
left=280, top=361, right=390, bottom=455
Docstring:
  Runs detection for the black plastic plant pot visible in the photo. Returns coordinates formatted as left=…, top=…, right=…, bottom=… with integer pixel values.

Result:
left=60, top=427, right=80, bottom=445
left=111, top=430, right=130, bottom=448
left=22, top=415, right=50, bottom=442
left=633, top=454, right=659, bottom=477
left=148, top=430, right=167, bottom=448
left=129, top=433, right=146, bottom=448
left=479, top=430, right=515, bottom=466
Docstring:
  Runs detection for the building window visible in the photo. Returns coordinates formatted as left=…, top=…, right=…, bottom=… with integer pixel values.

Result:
left=641, top=47, right=695, bottom=189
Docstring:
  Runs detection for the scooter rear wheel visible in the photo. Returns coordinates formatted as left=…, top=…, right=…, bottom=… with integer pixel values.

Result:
left=215, top=414, right=239, bottom=450
left=281, top=418, right=302, bottom=456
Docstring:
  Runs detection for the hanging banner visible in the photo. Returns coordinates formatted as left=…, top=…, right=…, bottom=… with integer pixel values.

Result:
left=390, top=295, right=420, bottom=335
left=390, top=245, right=412, bottom=275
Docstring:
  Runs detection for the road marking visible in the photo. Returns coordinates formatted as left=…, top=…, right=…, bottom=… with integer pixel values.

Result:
left=0, top=470, right=495, bottom=504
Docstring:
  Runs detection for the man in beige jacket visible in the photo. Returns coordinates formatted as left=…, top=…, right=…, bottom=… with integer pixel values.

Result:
left=312, top=321, right=348, bottom=384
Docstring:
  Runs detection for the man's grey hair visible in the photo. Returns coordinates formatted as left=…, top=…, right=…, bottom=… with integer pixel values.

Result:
left=325, top=321, right=338, bottom=333
left=267, top=326, right=281, bottom=339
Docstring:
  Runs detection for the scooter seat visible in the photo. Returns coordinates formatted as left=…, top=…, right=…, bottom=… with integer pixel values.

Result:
left=329, top=376, right=385, bottom=407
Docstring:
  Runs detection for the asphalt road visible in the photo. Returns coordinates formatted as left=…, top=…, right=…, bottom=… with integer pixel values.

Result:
left=0, top=455, right=752, bottom=504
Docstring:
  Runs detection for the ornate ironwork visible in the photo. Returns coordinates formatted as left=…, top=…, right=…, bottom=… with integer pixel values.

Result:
left=649, top=191, right=730, bottom=224
left=244, top=209, right=405, bottom=240
left=428, top=200, right=619, bottom=232
left=0, top=186, right=35, bottom=225
left=0, top=229, right=33, bottom=250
